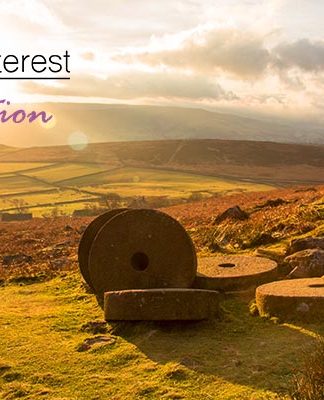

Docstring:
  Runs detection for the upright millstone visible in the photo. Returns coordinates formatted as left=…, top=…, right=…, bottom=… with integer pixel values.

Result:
left=78, top=208, right=128, bottom=290
left=88, top=209, right=197, bottom=296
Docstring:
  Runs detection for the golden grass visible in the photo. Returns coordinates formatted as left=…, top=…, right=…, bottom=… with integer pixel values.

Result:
left=24, top=163, right=110, bottom=183
left=0, top=175, right=51, bottom=196
left=0, top=163, right=51, bottom=175
left=68, top=167, right=274, bottom=198
left=0, top=274, right=323, bottom=399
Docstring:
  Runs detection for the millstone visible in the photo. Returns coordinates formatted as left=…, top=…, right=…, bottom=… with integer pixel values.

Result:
left=193, top=255, right=278, bottom=292
left=78, top=208, right=128, bottom=289
left=89, top=209, right=197, bottom=296
left=256, top=277, right=324, bottom=322
left=104, top=288, right=220, bottom=321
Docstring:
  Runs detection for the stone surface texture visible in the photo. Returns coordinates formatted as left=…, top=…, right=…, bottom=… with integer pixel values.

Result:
left=104, top=288, right=220, bottom=321
left=193, top=255, right=277, bottom=292
left=78, top=209, right=128, bottom=290
left=286, top=236, right=324, bottom=256
left=89, top=209, right=197, bottom=296
left=256, top=277, right=324, bottom=321
left=285, top=249, right=324, bottom=279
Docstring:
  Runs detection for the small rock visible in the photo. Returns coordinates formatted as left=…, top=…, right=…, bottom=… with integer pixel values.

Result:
left=76, top=335, right=116, bottom=352
left=286, top=237, right=324, bottom=256
left=80, top=321, right=108, bottom=334
left=2, top=254, right=33, bottom=266
left=285, top=249, right=324, bottom=278
left=50, top=259, right=66, bottom=269
left=64, top=225, right=74, bottom=232
left=214, top=206, right=249, bottom=224
left=255, top=198, right=288, bottom=209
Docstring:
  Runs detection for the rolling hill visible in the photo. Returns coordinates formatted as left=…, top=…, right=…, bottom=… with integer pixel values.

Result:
left=0, top=138, right=322, bottom=215
left=0, top=139, right=323, bottom=184
left=1, top=103, right=324, bottom=147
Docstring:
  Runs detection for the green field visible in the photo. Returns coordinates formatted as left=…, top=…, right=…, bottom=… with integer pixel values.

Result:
left=0, top=190, right=98, bottom=213
left=0, top=274, right=322, bottom=399
left=24, top=163, right=112, bottom=183
left=0, top=163, right=52, bottom=175
left=0, top=175, right=51, bottom=196
left=0, top=162, right=275, bottom=216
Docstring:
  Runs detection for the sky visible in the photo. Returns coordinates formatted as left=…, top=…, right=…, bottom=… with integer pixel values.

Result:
left=1, top=0, right=324, bottom=122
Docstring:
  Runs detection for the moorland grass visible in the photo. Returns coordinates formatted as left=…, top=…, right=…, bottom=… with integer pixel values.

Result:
left=0, top=273, right=323, bottom=400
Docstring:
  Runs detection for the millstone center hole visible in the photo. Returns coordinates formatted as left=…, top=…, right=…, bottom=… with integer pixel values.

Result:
left=131, top=252, right=149, bottom=271
left=309, top=284, right=324, bottom=288
left=218, top=263, right=236, bottom=268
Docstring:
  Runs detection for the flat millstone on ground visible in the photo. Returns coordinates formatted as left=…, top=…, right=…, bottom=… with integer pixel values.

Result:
left=256, top=277, right=324, bottom=322
left=104, top=288, right=220, bottom=321
left=194, top=255, right=278, bottom=292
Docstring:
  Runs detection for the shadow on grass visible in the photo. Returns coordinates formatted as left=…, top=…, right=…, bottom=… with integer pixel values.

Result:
left=111, top=298, right=324, bottom=395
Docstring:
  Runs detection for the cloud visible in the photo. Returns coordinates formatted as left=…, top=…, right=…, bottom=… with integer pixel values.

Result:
left=40, top=0, right=203, bottom=48
left=273, top=39, right=324, bottom=72
left=117, top=28, right=271, bottom=79
left=81, top=52, right=95, bottom=61
left=21, top=71, right=238, bottom=101
left=116, top=27, right=324, bottom=81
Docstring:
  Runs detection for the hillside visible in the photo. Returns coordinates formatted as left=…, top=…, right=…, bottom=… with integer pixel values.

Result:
left=1, top=104, right=324, bottom=147
left=163, top=185, right=324, bottom=254
left=0, top=139, right=323, bottom=184
left=0, top=185, right=323, bottom=282
left=0, top=144, right=15, bottom=152
left=0, top=186, right=323, bottom=400
left=0, top=139, right=322, bottom=216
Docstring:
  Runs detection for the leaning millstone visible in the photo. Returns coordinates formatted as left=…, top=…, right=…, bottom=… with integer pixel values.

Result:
left=104, top=289, right=220, bottom=321
left=78, top=209, right=128, bottom=290
left=89, top=209, right=197, bottom=296
left=285, top=249, right=324, bottom=279
left=193, top=255, right=277, bottom=292
left=256, top=277, right=324, bottom=322
left=286, top=237, right=324, bottom=256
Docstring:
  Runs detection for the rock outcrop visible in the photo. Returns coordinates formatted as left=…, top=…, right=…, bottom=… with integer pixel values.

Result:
left=214, top=206, right=249, bottom=224
left=285, top=249, right=324, bottom=279
left=286, top=237, right=324, bottom=256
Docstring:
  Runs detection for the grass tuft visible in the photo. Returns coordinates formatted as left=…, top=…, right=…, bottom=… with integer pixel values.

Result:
left=290, top=336, right=324, bottom=400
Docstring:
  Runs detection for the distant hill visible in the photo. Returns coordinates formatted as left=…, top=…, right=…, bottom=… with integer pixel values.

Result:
left=1, top=103, right=324, bottom=147
left=0, top=139, right=323, bottom=184
left=0, top=144, right=14, bottom=152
